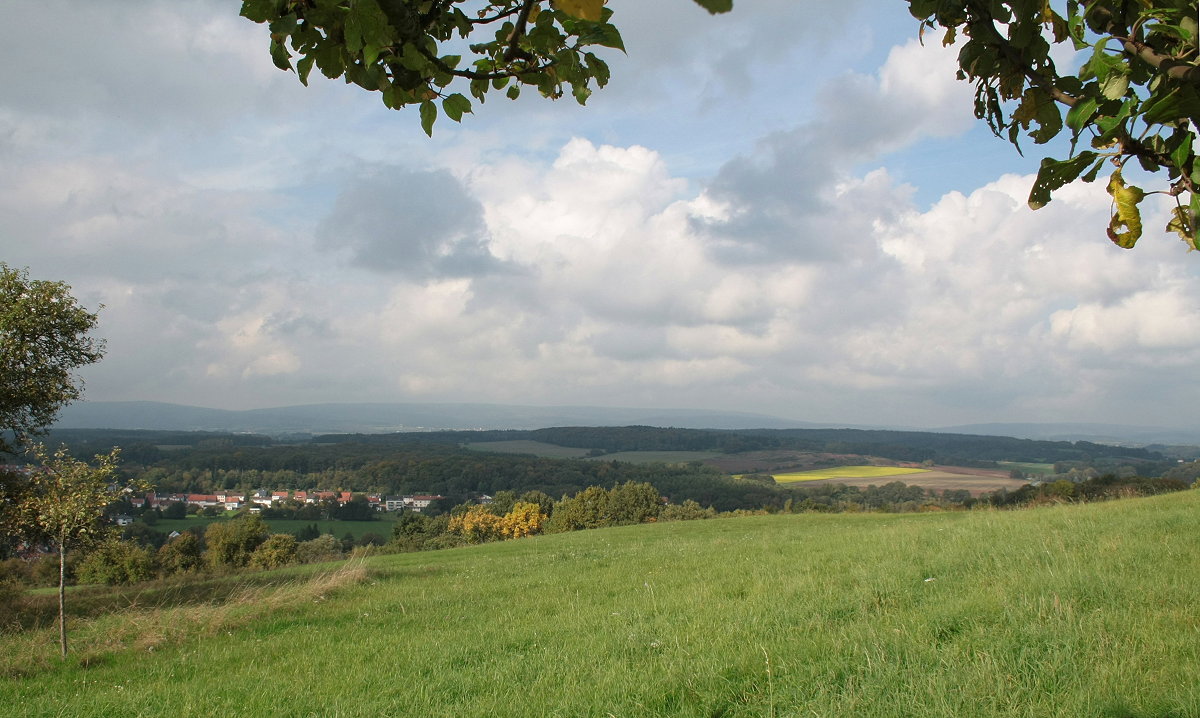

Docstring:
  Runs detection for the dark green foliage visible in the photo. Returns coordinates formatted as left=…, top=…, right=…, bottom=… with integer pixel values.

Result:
left=250, top=534, right=298, bottom=569
left=545, top=481, right=660, bottom=533
left=329, top=495, right=375, bottom=521
left=203, top=515, right=269, bottom=570
left=294, top=523, right=320, bottom=542
left=121, top=523, right=168, bottom=550
left=238, top=0, right=730, bottom=136
left=0, top=265, right=104, bottom=455
left=295, top=534, right=342, bottom=564
left=660, top=499, right=716, bottom=521
left=157, top=533, right=203, bottom=576
left=76, top=537, right=155, bottom=586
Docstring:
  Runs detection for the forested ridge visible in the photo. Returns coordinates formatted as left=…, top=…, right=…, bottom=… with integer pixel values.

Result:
left=32, top=425, right=1174, bottom=512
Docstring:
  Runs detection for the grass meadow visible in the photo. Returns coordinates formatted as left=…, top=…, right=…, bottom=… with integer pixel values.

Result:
left=764, top=465, right=931, bottom=483
left=464, top=440, right=595, bottom=459
left=3, top=491, right=1199, bottom=717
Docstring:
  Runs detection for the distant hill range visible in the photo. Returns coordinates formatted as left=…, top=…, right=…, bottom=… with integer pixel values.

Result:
left=51, top=401, right=1200, bottom=447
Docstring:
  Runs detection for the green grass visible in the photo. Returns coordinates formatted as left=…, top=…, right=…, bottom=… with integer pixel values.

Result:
left=464, top=442, right=721, bottom=464
left=998, top=461, right=1057, bottom=476
left=152, top=516, right=396, bottom=540
left=587, top=450, right=722, bottom=464
left=4, top=491, right=1200, bottom=717
left=464, top=440, right=595, bottom=458
left=762, top=465, right=930, bottom=483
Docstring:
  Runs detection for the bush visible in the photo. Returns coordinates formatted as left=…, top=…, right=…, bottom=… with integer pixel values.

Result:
left=76, top=537, right=156, bottom=586
left=661, top=499, right=716, bottom=521
left=204, top=515, right=269, bottom=571
left=295, top=534, right=343, bottom=564
left=250, top=534, right=298, bottom=569
left=157, top=533, right=203, bottom=576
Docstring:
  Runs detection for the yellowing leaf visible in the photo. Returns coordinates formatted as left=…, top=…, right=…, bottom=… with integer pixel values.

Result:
left=554, top=0, right=604, bottom=22
left=1167, top=206, right=1198, bottom=250
left=1106, top=171, right=1145, bottom=249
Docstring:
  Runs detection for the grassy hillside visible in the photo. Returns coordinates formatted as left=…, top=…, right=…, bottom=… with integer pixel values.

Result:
left=4, top=492, right=1199, bottom=717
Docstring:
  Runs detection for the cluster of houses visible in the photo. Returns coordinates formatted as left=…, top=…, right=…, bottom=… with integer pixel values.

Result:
left=127, top=490, right=446, bottom=515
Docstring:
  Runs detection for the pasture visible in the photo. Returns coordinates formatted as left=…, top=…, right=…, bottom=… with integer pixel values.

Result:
left=4, top=491, right=1198, bottom=717
left=463, top=440, right=594, bottom=459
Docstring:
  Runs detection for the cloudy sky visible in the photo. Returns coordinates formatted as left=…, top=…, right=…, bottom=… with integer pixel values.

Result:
left=3, top=0, right=1199, bottom=430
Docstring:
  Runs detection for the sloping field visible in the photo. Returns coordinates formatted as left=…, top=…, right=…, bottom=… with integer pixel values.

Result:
left=794, top=471, right=1030, bottom=496
left=768, top=465, right=931, bottom=483
left=4, top=492, right=1199, bottom=717
left=463, top=440, right=594, bottom=458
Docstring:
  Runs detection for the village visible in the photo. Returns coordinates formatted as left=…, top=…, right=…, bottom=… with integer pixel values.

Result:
left=112, top=490, right=449, bottom=526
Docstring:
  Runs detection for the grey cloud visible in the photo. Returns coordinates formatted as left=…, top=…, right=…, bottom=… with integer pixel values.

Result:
left=694, top=42, right=968, bottom=265
left=317, top=167, right=506, bottom=279
left=588, top=326, right=680, bottom=362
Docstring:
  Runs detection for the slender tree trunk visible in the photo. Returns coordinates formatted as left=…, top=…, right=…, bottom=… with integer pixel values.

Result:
left=58, top=542, right=67, bottom=658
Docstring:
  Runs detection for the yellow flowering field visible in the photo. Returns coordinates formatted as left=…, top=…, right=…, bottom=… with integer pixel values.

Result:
left=763, top=465, right=930, bottom=483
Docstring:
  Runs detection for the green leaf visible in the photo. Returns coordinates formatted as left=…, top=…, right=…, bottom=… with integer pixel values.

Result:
left=1065, top=96, right=1097, bottom=132
left=344, top=0, right=390, bottom=55
left=442, top=93, right=472, bottom=122
left=1142, top=86, right=1200, bottom=127
left=419, top=100, right=436, bottom=137
left=1028, top=152, right=1098, bottom=209
left=296, top=55, right=315, bottom=86
left=506, top=85, right=521, bottom=100
left=1099, top=71, right=1129, bottom=100
left=269, top=39, right=293, bottom=71
left=692, top=0, right=733, bottom=12
left=240, top=0, right=280, bottom=24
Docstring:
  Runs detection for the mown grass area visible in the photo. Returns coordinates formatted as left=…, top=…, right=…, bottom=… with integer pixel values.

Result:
left=151, top=516, right=396, bottom=540
left=4, top=491, right=1199, bottom=717
left=587, top=450, right=723, bottom=464
left=998, top=461, right=1057, bottom=476
left=464, top=441, right=722, bottom=465
left=764, top=465, right=931, bottom=483
left=464, top=439, right=594, bottom=458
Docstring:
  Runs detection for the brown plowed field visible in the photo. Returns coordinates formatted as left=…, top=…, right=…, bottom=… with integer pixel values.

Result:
left=794, top=468, right=1027, bottom=496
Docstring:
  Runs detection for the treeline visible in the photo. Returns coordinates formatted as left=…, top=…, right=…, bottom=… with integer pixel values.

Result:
left=95, top=444, right=783, bottom=513
left=316, top=425, right=1167, bottom=468
left=45, top=424, right=1170, bottom=474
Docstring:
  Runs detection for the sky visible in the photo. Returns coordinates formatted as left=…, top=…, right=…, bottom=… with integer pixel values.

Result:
left=2, top=0, right=1199, bottom=430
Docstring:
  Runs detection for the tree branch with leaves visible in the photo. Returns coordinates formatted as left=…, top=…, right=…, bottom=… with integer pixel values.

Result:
left=240, top=0, right=730, bottom=135
left=910, top=0, right=1200, bottom=250
left=0, top=265, right=104, bottom=455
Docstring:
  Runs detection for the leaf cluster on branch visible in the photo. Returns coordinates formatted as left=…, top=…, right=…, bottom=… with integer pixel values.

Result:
left=910, top=0, right=1200, bottom=249
left=241, top=0, right=729, bottom=136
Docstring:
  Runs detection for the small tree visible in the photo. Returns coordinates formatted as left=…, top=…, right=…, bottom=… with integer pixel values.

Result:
left=13, top=444, right=133, bottom=657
